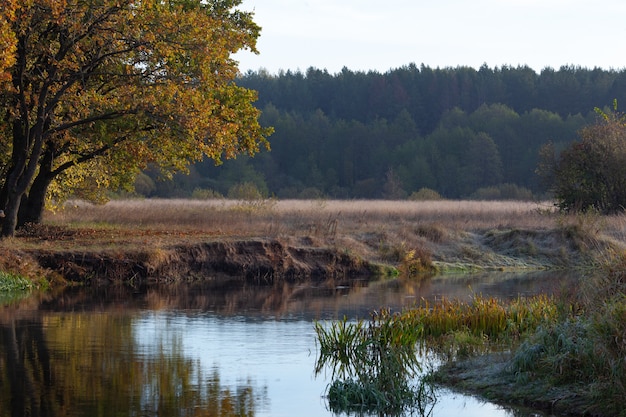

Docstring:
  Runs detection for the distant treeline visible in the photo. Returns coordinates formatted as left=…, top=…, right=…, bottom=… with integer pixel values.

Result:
left=142, top=64, right=626, bottom=200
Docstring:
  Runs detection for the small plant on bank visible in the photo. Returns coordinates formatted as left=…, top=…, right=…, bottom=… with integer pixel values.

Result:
left=379, top=241, right=434, bottom=276
left=0, top=271, right=48, bottom=305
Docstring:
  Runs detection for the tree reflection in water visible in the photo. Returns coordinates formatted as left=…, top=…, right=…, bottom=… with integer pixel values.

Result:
left=0, top=271, right=580, bottom=417
left=0, top=311, right=266, bottom=417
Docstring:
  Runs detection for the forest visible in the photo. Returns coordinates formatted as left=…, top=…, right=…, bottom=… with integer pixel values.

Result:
left=141, top=64, right=626, bottom=200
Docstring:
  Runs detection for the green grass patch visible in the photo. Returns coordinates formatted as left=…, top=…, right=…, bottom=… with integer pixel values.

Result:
left=0, top=271, right=34, bottom=292
left=0, top=271, right=39, bottom=305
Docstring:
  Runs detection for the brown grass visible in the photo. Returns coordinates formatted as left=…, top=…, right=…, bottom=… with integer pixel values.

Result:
left=49, top=199, right=562, bottom=233
left=5, top=198, right=626, bottom=276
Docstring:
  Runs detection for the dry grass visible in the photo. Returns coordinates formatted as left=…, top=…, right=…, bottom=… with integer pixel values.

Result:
left=6, top=198, right=626, bottom=274
left=49, top=198, right=562, bottom=234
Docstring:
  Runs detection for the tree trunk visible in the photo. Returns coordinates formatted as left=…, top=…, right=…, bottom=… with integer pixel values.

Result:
left=17, top=148, right=54, bottom=228
left=0, top=193, right=21, bottom=238
left=0, top=143, right=46, bottom=237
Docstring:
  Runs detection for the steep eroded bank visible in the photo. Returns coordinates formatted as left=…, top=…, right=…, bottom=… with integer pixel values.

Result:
left=2, top=220, right=623, bottom=284
left=31, top=238, right=376, bottom=284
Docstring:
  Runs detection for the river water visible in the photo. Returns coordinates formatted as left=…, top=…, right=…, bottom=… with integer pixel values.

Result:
left=0, top=271, right=577, bottom=417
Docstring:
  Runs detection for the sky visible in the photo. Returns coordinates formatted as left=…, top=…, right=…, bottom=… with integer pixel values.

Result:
left=234, top=0, right=626, bottom=75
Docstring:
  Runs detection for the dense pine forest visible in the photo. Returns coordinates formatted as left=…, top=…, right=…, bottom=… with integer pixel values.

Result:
left=141, top=64, right=626, bottom=200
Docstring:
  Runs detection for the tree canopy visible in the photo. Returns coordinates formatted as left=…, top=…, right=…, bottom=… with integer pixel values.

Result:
left=180, top=65, right=621, bottom=202
left=0, top=0, right=271, bottom=236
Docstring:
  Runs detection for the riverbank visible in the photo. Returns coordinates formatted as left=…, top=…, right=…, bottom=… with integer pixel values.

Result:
left=431, top=353, right=596, bottom=417
left=2, top=199, right=625, bottom=285
left=2, top=199, right=626, bottom=416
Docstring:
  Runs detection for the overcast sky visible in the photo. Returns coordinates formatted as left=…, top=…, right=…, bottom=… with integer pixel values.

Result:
left=234, top=0, right=626, bottom=74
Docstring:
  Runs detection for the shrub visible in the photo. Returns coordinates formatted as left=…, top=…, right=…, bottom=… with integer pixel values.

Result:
left=408, top=188, right=443, bottom=201
left=227, top=182, right=265, bottom=200
left=133, top=172, right=156, bottom=197
left=298, top=187, right=324, bottom=199
left=470, top=183, right=534, bottom=200
left=538, top=103, right=626, bottom=213
left=191, top=188, right=223, bottom=199
left=378, top=241, right=433, bottom=276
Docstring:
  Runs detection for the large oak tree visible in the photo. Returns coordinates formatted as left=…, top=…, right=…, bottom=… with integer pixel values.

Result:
left=0, top=0, right=271, bottom=237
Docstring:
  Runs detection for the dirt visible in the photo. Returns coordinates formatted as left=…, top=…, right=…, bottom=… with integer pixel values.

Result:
left=3, top=221, right=621, bottom=285
left=30, top=238, right=377, bottom=284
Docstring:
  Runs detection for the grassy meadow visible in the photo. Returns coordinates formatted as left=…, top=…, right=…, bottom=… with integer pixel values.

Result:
left=31, top=198, right=626, bottom=273
left=47, top=198, right=564, bottom=233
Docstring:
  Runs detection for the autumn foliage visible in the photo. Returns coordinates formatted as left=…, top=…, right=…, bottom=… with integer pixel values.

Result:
left=538, top=104, right=626, bottom=213
left=0, top=0, right=271, bottom=236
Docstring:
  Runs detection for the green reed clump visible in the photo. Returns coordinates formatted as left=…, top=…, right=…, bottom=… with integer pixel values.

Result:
left=314, top=295, right=560, bottom=413
left=401, top=294, right=559, bottom=359
left=315, top=309, right=434, bottom=415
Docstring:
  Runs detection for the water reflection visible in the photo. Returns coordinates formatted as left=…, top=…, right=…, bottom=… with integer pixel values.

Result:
left=0, top=271, right=578, bottom=417
left=36, top=270, right=578, bottom=319
left=0, top=311, right=267, bottom=417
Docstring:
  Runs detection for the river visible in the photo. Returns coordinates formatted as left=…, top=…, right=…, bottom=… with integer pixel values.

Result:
left=0, top=270, right=577, bottom=416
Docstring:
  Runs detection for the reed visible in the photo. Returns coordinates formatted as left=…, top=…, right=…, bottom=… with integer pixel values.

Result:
left=399, top=294, right=559, bottom=359
left=314, top=309, right=433, bottom=415
left=313, top=294, right=558, bottom=413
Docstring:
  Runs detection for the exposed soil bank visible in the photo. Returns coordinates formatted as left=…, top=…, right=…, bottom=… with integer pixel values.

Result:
left=30, top=238, right=377, bottom=284
left=3, top=220, right=622, bottom=285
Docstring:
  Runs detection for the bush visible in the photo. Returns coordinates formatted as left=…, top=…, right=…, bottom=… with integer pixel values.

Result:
left=538, top=104, right=626, bottom=213
left=470, top=183, right=534, bottom=200
left=133, top=172, right=156, bottom=197
left=227, top=182, right=265, bottom=200
left=298, top=187, right=324, bottom=199
left=408, top=188, right=443, bottom=201
left=191, top=188, right=223, bottom=199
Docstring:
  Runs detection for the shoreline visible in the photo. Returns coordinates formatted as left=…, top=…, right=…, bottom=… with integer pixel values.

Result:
left=430, top=353, right=599, bottom=417
left=2, top=199, right=625, bottom=416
